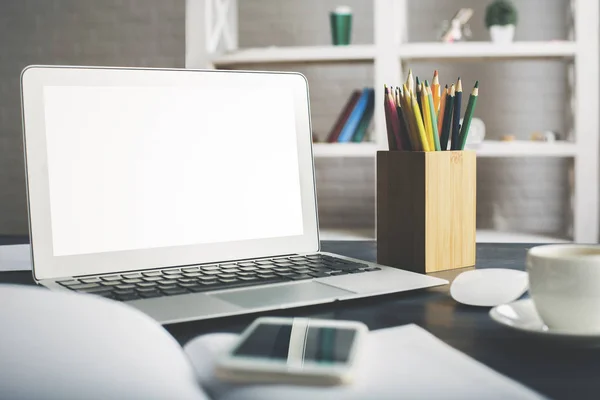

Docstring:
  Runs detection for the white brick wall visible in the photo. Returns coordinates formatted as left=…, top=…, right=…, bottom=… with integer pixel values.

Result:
left=0, top=0, right=185, bottom=235
left=238, top=0, right=572, bottom=237
left=0, top=0, right=573, bottom=238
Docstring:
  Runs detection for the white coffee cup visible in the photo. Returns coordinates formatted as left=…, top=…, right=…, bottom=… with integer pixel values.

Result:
left=526, top=244, right=600, bottom=333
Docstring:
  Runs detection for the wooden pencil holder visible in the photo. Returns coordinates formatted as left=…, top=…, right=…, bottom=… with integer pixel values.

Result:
left=376, top=150, right=476, bottom=274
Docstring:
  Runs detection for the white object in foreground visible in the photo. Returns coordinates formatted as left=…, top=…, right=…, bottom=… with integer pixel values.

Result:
left=185, top=324, right=544, bottom=400
left=490, top=299, right=600, bottom=346
left=527, top=244, right=600, bottom=333
left=0, top=283, right=544, bottom=400
left=214, top=317, right=368, bottom=386
left=450, top=268, right=528, bottom=307
left=0, top=284, right=207, bottom=400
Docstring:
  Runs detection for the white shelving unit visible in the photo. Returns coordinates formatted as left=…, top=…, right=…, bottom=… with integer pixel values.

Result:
left=211, top=44, right=376, bottom=65
left=185, top=0, right=599, bottom=243
left=210, top=41, right=577, bottom=67
left=312, top=140, right=579, bottom=158
left=318, top=228, right=570, bottom=244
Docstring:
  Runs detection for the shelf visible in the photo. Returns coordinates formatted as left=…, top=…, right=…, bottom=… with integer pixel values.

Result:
left=210, top=41, right=576, bottom=67
left=211, top=45, right=375, bottom=66
left=319, top=228, right=375, bottom=241
left=313, top=143, right=378, bottom=158
left=469, top=141, right=578, bottom=158
left=312, top=141, right=577, bottom=158
left=398, top=41, right=576, bottom=61
left=476, top=230, right=570, bottom=243
left=319, top=228, right=570, bottom=243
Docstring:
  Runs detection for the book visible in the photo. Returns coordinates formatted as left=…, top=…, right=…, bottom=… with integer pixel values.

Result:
left=5, top=283, right=542, bottom=400
left=351, top=89, right=375, bottom=143
left=337, top=88, right=373, bottom=143
left=326, top=91, right=361, bottom=143
left=183, top=324, right=544, bottom=400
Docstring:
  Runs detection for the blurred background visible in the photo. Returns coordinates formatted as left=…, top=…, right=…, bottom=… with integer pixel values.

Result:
left=0, top=0, right=597, bottom=243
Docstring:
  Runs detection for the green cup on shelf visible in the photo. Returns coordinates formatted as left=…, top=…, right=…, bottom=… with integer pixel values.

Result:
left=330, top=6, right=352, bottom=45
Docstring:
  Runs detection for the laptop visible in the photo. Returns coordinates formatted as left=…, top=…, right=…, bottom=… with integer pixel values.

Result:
left=20, top=65, right=447, bottom=324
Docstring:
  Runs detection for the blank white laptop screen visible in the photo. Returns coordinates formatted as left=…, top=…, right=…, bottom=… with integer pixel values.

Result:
left=42, top=85, right=304, bottom=257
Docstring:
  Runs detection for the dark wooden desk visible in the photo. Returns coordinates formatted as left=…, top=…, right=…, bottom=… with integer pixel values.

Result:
left=1, top=237, right=598, bottom=399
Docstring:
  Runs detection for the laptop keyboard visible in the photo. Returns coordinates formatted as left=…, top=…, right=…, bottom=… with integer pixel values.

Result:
left=56, top=254, right=381, bottom=302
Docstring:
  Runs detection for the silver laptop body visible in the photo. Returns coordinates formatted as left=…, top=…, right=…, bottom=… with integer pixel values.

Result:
left=21, top=65, right=447, bottom=324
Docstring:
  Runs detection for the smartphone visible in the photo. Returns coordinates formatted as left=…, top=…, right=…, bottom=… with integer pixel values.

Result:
left=214, top=317, right=368, bottom=386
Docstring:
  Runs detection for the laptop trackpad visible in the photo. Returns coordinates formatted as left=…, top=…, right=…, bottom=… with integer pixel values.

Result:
left=211, top=282, right=354, bottom=309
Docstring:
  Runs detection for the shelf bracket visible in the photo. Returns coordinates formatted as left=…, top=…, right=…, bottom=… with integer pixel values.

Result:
left=205, top=0, right=238, bottom=54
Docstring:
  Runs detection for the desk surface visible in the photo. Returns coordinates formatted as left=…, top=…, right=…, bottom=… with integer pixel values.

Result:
left=1, top=237, right=598, bottom=399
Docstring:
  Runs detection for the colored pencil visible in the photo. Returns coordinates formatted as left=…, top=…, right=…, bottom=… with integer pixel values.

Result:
left=425, top=83, right=441, bottom=151
left=401, top=88, right=419, bottom=151
left=383, top=86, right=397, bottom=150
left=381, top=71, right=479, bottom=152
left=396, top=87, right=411, bottom=149
left=437, top=84, right=447, bottom=134
left=451, top=77, right=463, bottom=150
left=409, top=90, right=431, bottom=152
left=406, top=69, right=415, bottom=95
left=398, top=87, right=413, bottom=151
left=395, top=87, right=412, bottom=151
left=432, top=70, right=441, bottom=114
left=421, top=81, right=434, bottom=151
left=390, top=87, right=410, bottom=151
left=457, top=81, right=479, bottom=150
left=416, top=77, right=423, bottom=118
left=400, top=84, right=420, bottom=151
left=440, top=84, right=455, bottom=151
left=387, top=88, right=404, bottom=150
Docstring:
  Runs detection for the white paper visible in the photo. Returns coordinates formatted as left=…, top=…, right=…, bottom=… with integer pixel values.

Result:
left=0, top=245, right=32, bottom=271
left=184, top=324, right=546, bottom=400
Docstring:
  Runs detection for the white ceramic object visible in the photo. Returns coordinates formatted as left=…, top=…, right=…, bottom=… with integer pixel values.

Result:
left=461, top=117, right=486, bottom=148
left=527, top=244, right=600, bottom=334
left=489, top=25, right=515, bottom=43
left=490, top=299, right=600, bottom=347
left=0, top=284, right=206, bottom=400
left=450, top=268, right=528, bottom=307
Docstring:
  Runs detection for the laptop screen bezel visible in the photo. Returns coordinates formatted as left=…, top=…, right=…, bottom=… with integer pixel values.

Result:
left=21, top=66, right=320, bottom=281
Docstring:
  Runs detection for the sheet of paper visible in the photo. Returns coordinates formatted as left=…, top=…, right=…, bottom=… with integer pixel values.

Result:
left=184, top=324, right=546, bottom=400
left=0, top=244, right=32, bottom=271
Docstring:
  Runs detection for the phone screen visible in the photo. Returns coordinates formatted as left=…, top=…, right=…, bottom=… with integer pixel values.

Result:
left=232, top=321, right=357, bottom=365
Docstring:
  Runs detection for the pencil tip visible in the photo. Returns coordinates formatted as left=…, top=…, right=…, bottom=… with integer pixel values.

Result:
left=416, top=76, right=420, bottom=84
left=434, top=70, right=438, bottom=77
left=456, top=79, right=463, bottom=91
left=474, top=80, right=479, bottom=88
left=444, top=84, right=448, bottom=88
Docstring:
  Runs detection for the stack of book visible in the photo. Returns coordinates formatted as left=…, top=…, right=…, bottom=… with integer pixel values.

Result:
left=325, top=87, right=375, bottom=143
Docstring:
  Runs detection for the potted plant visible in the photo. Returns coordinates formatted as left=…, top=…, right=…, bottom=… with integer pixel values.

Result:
left=485, top=0, right=518, bottom=43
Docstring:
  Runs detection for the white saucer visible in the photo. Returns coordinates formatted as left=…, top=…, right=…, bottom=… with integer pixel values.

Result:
left=489, top=299, right=600, bottom=346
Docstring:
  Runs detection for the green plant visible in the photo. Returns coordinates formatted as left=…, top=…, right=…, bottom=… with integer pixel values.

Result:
left=485, top=0, right=518, bottom=28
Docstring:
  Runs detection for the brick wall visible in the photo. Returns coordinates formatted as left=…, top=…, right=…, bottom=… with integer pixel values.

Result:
left=0, top=0, right=185, bottom=234
left=237, top=0, right=571, bottom=237
left=0, top=0, right=573, bottom=238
